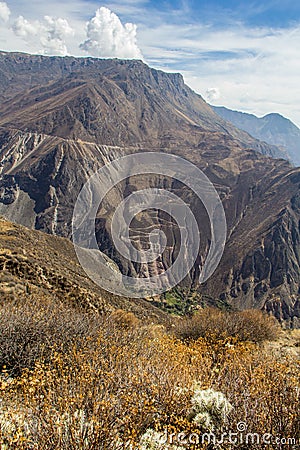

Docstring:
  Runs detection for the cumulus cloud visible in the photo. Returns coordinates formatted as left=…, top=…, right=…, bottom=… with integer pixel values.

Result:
left=80, top=7, right=143, bottom=59
left=44, top=16, right=74, bottom=40
left=0, top=1, right=10, bottom=22
left=13, top=16, right=40, bottom=39
left=12, top=15, right=74, bottom=55
left=205, top=87, right=220, bottom=103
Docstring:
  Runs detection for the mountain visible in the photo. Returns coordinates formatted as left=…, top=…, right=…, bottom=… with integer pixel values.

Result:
left=0, top=51, right=285, bottom=156
left=213, top=106, right=300, bottom=166
left=0, top=216, right=169, bottom=322
left=0, top=51, right=300, bottom=327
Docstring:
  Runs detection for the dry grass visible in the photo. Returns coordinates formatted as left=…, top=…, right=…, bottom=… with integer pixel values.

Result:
left=0, top=299, right=299, bottom=449
left=0, top=296, right=101, bottom=376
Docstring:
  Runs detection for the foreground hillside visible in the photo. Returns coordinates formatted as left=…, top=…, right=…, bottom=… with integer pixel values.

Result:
left=0, top=217, right=167, bottom=322
left=0, top=293, right=299, bottom=449
left=0, top=218, right=299, bottom=448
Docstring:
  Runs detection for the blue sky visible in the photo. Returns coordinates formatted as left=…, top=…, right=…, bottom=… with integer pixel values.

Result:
left=1, top=0, right=300, bottom=127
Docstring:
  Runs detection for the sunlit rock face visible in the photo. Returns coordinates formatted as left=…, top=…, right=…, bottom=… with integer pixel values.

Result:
left=0, top=51, right=299, bottom=326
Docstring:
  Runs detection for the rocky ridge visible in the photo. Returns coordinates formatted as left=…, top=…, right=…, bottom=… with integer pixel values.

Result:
left=213, top=106, right=300, bottom=165
left=0, top=52, right=299, bottom=326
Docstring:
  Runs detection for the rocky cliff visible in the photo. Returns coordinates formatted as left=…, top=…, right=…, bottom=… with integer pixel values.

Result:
left=0, top=52, right=299, bottom=326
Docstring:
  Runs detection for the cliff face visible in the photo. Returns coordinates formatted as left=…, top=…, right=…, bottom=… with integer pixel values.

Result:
left=0, top=52, right=300, bottom=326
left=0, top=127, right=126, bottom=235
left=0, top=51, right=283, bottom=153
left=202, top=173, right=300, bottom=328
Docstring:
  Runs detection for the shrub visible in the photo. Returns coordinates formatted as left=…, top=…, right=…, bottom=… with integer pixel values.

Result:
left=229, top=309, right=281, bottom=342
left=0, top=300, right=298, bottom=450
left=0, top=296, right=101, bottom=375
left=174, top=307, right=281, bottom=343
left=189, top=388, right=233, bottom=431
left=108, top=309, right=140, bottom=330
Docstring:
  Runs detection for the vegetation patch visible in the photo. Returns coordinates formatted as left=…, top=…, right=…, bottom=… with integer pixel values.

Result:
left=0, top=298, right=299, bottom=449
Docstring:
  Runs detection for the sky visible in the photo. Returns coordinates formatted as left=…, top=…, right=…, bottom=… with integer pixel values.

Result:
left=1, top=1, right=300, bottom=127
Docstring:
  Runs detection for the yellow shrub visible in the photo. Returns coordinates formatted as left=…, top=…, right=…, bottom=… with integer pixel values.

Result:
left=0, top=300, right=298, bottom=449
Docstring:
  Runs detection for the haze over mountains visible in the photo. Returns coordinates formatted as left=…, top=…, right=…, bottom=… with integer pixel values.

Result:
left=213, top=106, right=300, bottom=166
left=0, top=51, right=300, bottom=327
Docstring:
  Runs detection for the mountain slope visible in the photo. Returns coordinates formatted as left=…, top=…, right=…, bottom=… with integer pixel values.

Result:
left=0, top=52, right=300, bottom=326
left=1, top=124, right=299, bottom=325
left=0, top=216, right=168, bottom=322
left=0, top=51, right=285, bottom=156
left=213, top=106, right=300, bottom=165
left=202, top=168, right=300, bottom=328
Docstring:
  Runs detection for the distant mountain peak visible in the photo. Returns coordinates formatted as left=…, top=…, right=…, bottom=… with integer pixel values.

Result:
left=213, top=105, right=300, bottom=165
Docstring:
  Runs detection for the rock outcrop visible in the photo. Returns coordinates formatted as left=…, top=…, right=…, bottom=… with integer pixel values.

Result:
left=0, top=52, right=300, bottom=326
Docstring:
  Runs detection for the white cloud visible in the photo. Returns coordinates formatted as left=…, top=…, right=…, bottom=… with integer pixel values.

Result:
left=1, top=2, right=300, bottom=127
left=12, top=14, right=74, bottom=55
left=0, top=1, right=10, bottom=22
left=80, top=6, right=143, bottom=59
left=205, top=87, right=220, bottom=102
left=138, top=22, right=300, bottom=127
left=13, top=16, right=40, bottom=38
left=39, top=36, right=67, bottom=55
left=44, top=16, right=74, bottom=40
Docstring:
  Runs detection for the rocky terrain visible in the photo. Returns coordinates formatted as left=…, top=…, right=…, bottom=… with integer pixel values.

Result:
left=0, top=51, right=284, bottom=155
left=0, top=217, right=168, bottom=322
left=213, top=106, right=300, bottom=166
left=0, top=51, right=300, bottom=326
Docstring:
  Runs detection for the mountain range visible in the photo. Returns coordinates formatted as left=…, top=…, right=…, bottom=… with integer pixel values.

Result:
left=0, top=51, right=300, bottom=327
left=213, top=106, right=300, bottom=166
